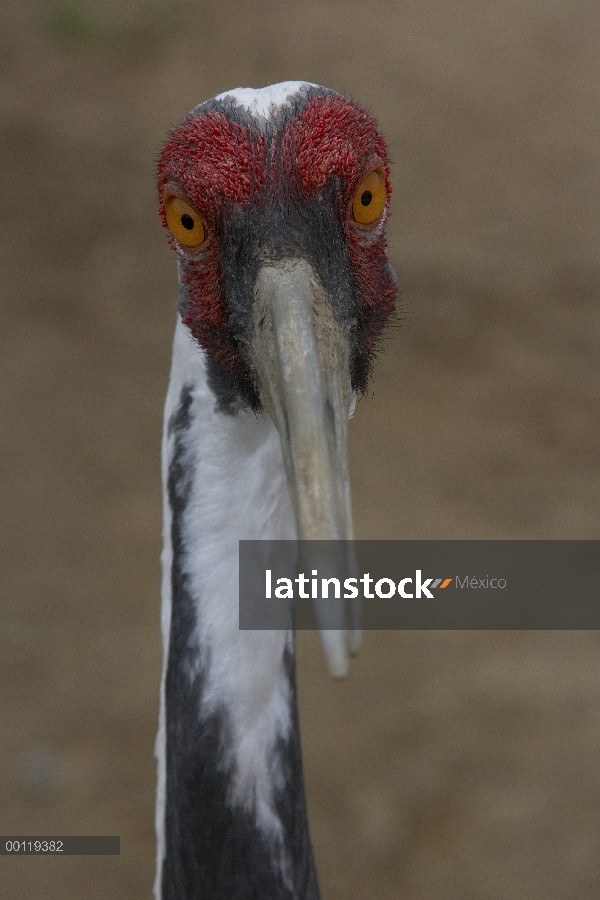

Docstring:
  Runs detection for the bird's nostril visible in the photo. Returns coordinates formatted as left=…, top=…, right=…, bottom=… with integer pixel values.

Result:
left=360, top=191, right=372, bottom=206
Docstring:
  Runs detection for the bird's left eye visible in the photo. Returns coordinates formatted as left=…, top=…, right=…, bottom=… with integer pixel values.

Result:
left=164, top=196, right=205, bottom=247
left=352, top=170, right=387, bottom=225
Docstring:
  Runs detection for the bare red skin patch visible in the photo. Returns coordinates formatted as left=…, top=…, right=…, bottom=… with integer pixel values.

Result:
left=281, top=95, right=396, bottom=345
left=157, top=92, right=396, bottom=376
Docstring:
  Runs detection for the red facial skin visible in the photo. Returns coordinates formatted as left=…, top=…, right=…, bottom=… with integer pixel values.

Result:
left=157, top=93, right=396, bottom=376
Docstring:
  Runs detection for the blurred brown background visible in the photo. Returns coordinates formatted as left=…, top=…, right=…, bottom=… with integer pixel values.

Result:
left=1, top=1, right=599, bottom=898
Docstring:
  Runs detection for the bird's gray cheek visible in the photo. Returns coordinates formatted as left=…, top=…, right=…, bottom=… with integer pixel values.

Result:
left=176, top=259, right=191, bottom=317
left=176, top=281, right=190, bottom=318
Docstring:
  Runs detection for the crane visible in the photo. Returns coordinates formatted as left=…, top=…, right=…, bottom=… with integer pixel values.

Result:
left=154, top=81, right=397, bottom=900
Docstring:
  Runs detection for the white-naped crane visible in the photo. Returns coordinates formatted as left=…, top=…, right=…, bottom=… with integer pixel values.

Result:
left=154, top=81, right=397, bottom=900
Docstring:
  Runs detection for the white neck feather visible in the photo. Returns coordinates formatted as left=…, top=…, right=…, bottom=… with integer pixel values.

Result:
left=154, top=317, right=298, bottom=897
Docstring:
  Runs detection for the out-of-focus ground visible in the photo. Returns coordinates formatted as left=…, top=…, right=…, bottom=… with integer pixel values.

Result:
left=1, top=1, right=599, bottom=898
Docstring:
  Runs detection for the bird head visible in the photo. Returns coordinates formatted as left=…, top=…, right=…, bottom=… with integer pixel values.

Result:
left=157, top=83, right=397, bottom=628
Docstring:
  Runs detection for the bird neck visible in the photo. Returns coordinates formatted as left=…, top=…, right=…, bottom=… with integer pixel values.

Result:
left=155, top=318, right=320, bottom=900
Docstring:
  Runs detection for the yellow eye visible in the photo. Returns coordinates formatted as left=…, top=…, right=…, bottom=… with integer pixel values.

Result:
left=164, top=196, right=205, bottom=247
left=352, top=170, right=386, bottom=225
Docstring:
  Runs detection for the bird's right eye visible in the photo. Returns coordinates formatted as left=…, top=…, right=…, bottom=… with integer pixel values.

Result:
left=164, top=196, right=205, bottom=247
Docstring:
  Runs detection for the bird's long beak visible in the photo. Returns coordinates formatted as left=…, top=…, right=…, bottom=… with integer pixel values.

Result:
left=251, top=258, right=359, bottom=677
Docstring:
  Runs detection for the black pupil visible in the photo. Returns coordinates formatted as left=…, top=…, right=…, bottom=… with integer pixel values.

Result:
left=360, top=190, right=373, bottom=206
left=181, top=214, right=195, bottom=230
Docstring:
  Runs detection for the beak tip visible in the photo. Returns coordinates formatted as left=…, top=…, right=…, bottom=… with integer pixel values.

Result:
left=321, top=630, right=350, bottom=678
left=347, top=629, right=362, bottom=656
